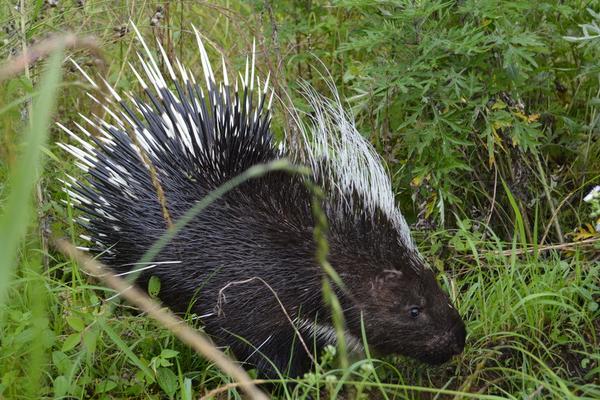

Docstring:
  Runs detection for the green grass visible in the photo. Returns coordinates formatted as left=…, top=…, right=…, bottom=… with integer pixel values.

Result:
left=1, top=1, right=599, bottom=399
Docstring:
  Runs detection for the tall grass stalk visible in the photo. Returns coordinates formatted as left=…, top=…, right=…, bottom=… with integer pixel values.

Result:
left=0, top=47, right=64, bottom=311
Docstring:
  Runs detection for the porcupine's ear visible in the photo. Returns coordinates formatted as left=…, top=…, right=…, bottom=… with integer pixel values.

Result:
left=373, top=269, right=404, bottom=288
left=366, top=267, right=421, bottom=306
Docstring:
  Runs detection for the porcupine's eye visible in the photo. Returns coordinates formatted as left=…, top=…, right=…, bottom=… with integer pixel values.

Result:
left=409, top=307, right=421, bottom=318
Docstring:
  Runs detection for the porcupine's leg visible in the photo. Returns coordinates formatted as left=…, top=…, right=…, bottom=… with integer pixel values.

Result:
left=233, top=328, right=316, bottom=379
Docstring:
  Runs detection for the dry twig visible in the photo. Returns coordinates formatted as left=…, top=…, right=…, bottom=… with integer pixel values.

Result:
left=0, top=34, right=104, bottom=82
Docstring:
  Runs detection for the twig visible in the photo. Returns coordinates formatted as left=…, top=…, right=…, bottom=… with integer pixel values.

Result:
left=539, top=190, right=576, bottom=247
left=128, top=132, right=174, bottom=228
left=474, top=237, right=600, bottom=258
left=217, top=277, right=317, bottom=367
left=53, top=239, right=268, bottom=400
left=525, top=384, right=545, bottom=400
left=263, top=0, right=297, bottom=145
left=0, top=34, right=104, bottom=82
left=534, top=154, right=564, bottom=243
left=453, top=358, right=487, bottom=399
left=200, top=379, right=271, bottom=400
left=484, top=166, right=498, bottom=234
left=15, top=1, right=51, bottom=270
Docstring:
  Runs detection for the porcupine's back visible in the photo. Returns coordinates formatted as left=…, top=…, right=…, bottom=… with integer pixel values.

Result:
left=60, top=27, right=331, bottom=375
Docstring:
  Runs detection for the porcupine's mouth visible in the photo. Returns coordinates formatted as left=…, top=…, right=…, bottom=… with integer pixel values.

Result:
left=417, top=350, right=458, bottom=365
left=418, top=321, right=466, bottom=364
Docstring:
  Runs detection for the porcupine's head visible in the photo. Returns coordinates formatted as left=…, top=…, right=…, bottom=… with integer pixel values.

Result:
left=292, top=82, right=466, bottom=364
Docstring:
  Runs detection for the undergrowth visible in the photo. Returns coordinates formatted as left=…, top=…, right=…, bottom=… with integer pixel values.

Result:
left=0, top=1, right=598, bottom=399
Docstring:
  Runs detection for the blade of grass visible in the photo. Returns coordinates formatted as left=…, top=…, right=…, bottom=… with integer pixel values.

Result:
left=500, top=178, right=528, bottom=250
left=0, top=46, right=64, bottom=315
left=98, top=318, right=155, bottom=381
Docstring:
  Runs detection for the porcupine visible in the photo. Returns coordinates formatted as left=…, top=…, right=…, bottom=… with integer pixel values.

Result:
left=58, top=24, right=466, bottom=378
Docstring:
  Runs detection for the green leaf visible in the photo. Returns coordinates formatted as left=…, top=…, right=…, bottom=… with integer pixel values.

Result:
left=51, top=351, right=73, bottom=376
left=53, top=376, right=69, bottom=398
left=156, top=368, right=178, bottom=398
left=61, top=333, right=80, bottom=352
left=83, top=329, right=99, bottom=354
left=160, top=349, right=179, bottom=359
left=148, top=276, right=161, bottom=297
left=95, top=379, right=117, bottom=393
left=66, top=316, right=85, bottom=332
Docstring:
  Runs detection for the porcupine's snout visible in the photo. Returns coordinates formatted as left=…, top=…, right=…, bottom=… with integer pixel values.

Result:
left=418, top=306, right=466, bottom=364
left=450, top=319, right=467, bottom=355
left=352, top=261, right=466, bottom=366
